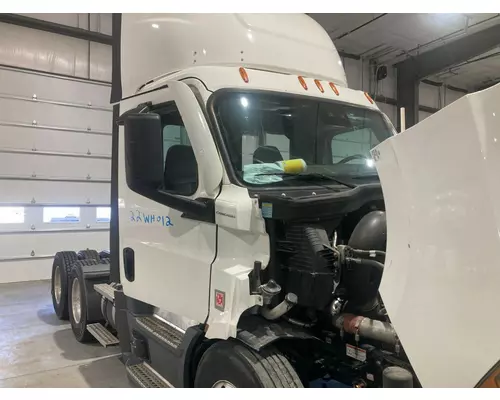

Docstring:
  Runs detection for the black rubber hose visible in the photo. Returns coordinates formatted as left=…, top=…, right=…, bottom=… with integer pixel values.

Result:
left=346, top=257, right=384, bottom=274
left=350, top=248, right=386, bottom=258
left=282, top=315, right=316, bottom=328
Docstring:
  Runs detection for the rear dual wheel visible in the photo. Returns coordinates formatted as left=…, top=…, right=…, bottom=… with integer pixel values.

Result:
left=51, top=251, right=78, bottom=320
left=68, top=259, right=103, bottom=343
left=77, top=249, right=100, bottom=261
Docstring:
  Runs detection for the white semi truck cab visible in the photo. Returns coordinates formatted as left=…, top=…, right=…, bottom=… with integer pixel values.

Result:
left=50, top=13, right=500, bottom=388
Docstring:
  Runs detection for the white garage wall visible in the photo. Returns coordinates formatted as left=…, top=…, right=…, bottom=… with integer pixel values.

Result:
left=18, top=13, right=112, bottom=35
left=0, top=16, right=112, bottom=283
left=342, top=56, right=468, bottom=125
left=443, top=86, right=466, bottom=105
left=0, top=22, right=112, bottom=81
left=342, top=57, right=398, bottom=126
left=419, top=82, right=467, bottom=121
left=419, top=83, right=441, bottom=110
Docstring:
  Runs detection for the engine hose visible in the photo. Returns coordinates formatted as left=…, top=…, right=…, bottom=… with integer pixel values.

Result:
left=346, top=257, right=384, bottom=274
left=350, top=249, right=386, bottom=259
left=282, top=315, right=317, bottom=328
left=261, top=293, right=298, bottom=321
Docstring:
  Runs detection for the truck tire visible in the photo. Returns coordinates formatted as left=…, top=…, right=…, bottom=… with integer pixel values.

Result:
left=99, top=250, right=110, bottom=259
left=194, top=340, right=303, bottom=388
left=51, top=251, right=78, bottom=320
left=77, top=249, right=100, bottom=261
left=68, top=259, right=106, bottom=343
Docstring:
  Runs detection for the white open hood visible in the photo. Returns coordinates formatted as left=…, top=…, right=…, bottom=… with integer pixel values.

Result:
left=374, top=83, right=500, bottom=388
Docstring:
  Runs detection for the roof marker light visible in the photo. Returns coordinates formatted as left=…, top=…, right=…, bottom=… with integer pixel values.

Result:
left=239, top=67, right=249, bottom=83
left=329, top=82, right=339, bottom=96
left=298, top=76, right=308, bottom=90
left=365, top=92, right=374, bottom=104
left=314, top=79, right=324, bottom=93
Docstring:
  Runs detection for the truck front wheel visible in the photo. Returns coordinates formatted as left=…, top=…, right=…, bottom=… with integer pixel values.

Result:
left=194, top=340, right=303, bottom=388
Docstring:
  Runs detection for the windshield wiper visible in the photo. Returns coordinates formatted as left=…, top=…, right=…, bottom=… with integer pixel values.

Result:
left=348, top=173, right=380, bottom=179
left=253, top=172, right=357, bottom=189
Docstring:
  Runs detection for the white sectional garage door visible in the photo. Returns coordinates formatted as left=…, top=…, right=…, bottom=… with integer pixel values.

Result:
left=0, top=66, right=111, bottom=283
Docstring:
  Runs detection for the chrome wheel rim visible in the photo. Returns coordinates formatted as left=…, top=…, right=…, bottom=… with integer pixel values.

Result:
left=54, top=265, right=61, bottom=304
left=212, top=380, right=236, bottom=388
left=71, top=277, right=82, bottom=323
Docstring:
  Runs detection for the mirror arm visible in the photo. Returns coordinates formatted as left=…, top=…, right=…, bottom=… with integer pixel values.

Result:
left=156, top=189, right=215, bottom=223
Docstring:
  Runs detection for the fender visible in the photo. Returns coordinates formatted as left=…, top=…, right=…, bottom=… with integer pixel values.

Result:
left=235, top=315, right=317, bottom=352
left=75, top=259, right=111, bottom=322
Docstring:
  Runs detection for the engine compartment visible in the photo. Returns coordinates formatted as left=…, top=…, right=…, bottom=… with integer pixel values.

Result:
left=252, top=192, right=418, bottom=388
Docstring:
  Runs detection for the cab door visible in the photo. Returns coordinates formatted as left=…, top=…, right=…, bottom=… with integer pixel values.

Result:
left=117, top=81, right=223, bottom=324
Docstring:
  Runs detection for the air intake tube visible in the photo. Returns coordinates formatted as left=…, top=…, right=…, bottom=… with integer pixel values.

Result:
left=343, top=211, right=387, bottom=312
left=261, top=293, right=298, bottom=321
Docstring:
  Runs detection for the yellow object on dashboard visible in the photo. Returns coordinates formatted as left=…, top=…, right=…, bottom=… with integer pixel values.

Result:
left=279, top=159, right=307, bottom=174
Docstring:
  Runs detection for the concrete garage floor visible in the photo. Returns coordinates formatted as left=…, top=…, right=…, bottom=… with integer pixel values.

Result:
left=0, top=280, right=131, bottom=387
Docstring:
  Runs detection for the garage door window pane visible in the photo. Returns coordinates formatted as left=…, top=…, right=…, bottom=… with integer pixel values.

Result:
left=0, top=207, right=24, bottom=223
left=96, top=207, right=111, bottom=223
left=43, top=207, right=80, bottom=223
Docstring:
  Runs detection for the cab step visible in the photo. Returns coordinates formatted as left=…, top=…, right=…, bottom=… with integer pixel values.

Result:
left=94, top=283, right=115, bottom=301
left=135, top=316, right=183, bottom=349
left=126, top=362, right=173, bottom=388
left=87, top=323, right=119, bottom=347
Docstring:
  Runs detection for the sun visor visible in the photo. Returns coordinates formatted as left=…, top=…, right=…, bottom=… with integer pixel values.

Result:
left=374, top=83, right=500, bottom=388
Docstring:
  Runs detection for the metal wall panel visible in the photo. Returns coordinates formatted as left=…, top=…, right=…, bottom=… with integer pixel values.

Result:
left=444, top=87, right=466, bottom=105
left=0, top=57, right=111, bottom=282
left=343, top=57, right=367, bottom=91
left=419, top=83, right=440, bottom=109
left=419, top=110, right=433, bottom=121
left=90, top=14, right=112, bottom=36
left=0, top=231, right=109, bottom=259
left=0, top=259, right=55, bottom=283
left=18, top=13, right=112, bottom=35
left=0, top=125, right=111, bottom=155
left=18, top=13, right=89, bottom=30
left=0, top=153, right=110, bottom=180
left=0, top=180, right=110, bottom=204
left=0, top=98, right=111, bottom=132
left=90, top=42, right=112, bottom=82
left=0, top=66, right=111, bottom=105
left=0, top=22, right=90, bottom=78
left=0, top=230, right=109, bottom=284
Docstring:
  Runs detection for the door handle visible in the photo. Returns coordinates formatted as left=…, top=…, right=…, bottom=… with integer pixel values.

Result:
left=123, top=247, right=135, bottom=282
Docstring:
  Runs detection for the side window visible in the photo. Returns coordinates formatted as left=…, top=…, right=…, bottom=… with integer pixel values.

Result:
left=159, top=104, right=198, bottom=196
left=43, top=207, right=80, bottom=223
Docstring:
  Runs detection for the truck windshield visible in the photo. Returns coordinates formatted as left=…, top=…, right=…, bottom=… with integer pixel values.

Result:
left=212, top=91, right=395, bottom=187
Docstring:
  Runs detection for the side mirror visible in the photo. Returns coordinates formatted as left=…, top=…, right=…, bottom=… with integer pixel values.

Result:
left=124, top=113, right=164, bottom=190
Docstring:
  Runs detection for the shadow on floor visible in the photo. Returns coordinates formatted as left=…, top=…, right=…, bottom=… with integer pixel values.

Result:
left=36, top=304, right=68, bottom=327
left=53, top=328, right=120, bottom=362
left=78, top=356, right=132, bottom=388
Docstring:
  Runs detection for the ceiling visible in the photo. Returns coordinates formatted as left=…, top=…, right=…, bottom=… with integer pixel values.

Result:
left=309, top=13, right=500, bottom=91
